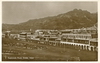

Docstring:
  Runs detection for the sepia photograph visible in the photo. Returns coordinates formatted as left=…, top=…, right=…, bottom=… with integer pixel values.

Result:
left=2, top=1, right=98, bottom=61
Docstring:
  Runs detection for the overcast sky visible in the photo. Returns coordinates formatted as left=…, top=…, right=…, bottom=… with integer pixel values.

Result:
left=2, top=2, right=97, bottom=24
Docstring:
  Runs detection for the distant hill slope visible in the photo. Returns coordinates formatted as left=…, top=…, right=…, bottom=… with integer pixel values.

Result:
left=2, top=9, right=97, bottom=31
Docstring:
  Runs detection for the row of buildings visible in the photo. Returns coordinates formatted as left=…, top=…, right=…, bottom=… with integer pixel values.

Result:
left=2, top=25, right=98, bottom=51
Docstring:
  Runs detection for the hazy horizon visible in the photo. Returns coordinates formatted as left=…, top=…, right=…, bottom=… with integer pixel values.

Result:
left=2, top=2, right=97, bottom=24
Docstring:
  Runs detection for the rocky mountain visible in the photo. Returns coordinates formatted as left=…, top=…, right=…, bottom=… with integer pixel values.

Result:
left=2, top=9, right=97, bottom=31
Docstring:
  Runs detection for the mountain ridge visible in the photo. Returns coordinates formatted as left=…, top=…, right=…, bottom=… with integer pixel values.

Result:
left=2, top=9, right=97, bottom=31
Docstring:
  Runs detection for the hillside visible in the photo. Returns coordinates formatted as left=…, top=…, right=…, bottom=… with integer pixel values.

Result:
left=2, top=9, right=97, bottom=31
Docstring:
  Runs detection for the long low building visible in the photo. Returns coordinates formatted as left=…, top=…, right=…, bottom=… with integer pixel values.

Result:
left=37, top=26, right=98, bottom=51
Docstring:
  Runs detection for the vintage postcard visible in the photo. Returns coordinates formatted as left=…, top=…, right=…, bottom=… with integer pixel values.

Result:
left=1, top=1, right=98, bottom=62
